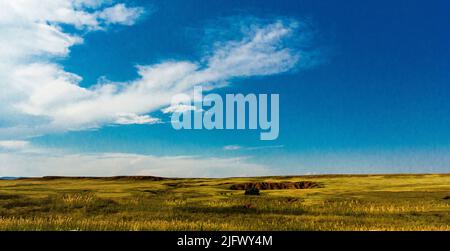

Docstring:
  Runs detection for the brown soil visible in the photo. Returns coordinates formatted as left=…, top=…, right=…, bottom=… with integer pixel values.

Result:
left=230, top=181, right=323, bottom=190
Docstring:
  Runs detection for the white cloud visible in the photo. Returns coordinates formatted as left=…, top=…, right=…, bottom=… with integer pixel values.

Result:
left=204, top=21, right=300, bottom=78
left=39, top=22, right=302, bottom=132
left=0, top=1, right=143, bottom=31
left=2, top=146, right=450, bottom=177
left=114, top=113, right=160, bottom=125
left=161, top=104, right=197, bottom=114
left=0, top=0, right=143, bottom=138
left=0, top=1, right=311, bottom=140
left=223, top=145, right=242, bottom=151
left=0, top=140, right=30, bottom=150
left=223, top=145, right=284, bottom=151
left=0, top=151, right=273, bottom=178
left=98, top=3, right=144, bottom=25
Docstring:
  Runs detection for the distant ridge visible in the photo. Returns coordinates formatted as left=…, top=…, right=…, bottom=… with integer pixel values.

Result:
left=0, top=177, right=21, bottom=180
left=1, top=173, right=448, bottom=181
left=37, top=176, right=170, bottom=181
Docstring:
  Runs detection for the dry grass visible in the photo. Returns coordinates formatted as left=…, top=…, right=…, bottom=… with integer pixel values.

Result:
left=0, top=174, right=449, bottom=231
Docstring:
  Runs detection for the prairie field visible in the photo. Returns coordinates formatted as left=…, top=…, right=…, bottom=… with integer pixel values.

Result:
left=0, top=174, right=449, bottom=231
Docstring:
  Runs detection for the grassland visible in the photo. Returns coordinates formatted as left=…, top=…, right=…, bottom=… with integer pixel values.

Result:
left=0, top=174, right=449, bottom=231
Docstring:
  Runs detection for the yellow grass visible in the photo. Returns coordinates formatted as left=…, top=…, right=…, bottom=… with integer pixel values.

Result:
left=0, top=174, right=449, bottom=230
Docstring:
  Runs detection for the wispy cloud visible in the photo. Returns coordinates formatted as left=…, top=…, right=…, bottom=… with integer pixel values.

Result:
left=97, top=3, right=145, bottom=26
left=1, top=142, right=449, bottom=177
left=0, top=140, right=30, bottom=150
left=114, top=113, right=161, bottom=125
left=0, top=0, right=145, bottom=139
left=223, top=145, right=284, bottom=151
left=0, top=140, right=274, bottom=178
left=161, top=104, right=197, bottom=114
left=223, top=145, right=243, bottom=151
left=0, top=1, right=318, bottom=140
left=0, top=150, right=273, bottom=178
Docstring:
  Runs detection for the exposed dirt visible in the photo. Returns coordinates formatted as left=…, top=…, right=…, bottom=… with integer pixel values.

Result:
left=230, top=181, right=323, bottom=190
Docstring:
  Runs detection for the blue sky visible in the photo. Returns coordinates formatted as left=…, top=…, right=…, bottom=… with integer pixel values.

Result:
left=0, top=0, right=449, bottom=177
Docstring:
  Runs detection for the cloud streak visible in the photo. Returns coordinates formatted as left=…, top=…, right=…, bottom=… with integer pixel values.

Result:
left=223, top=145, right=284, bottom=151
left=0, top=1, right=315, bottom=140
left=0, top=140, right=30, bottom=150
left=0, top=151, right=273, bottom=178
